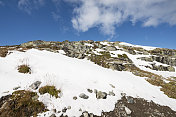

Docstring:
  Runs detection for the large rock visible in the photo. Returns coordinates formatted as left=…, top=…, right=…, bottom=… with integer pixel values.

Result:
left=168, top=66, right=175, bottom=72
left=150, top=48, right=176, bottom=56
left=138, top=57, right=154, bottom=62
left=109, top=63, right=125, bottom=71
left=105, top=46, right=117, bottom=51
left=150, top=64, right=175, bottom=72
left=152, top=56, right=176, bottom=66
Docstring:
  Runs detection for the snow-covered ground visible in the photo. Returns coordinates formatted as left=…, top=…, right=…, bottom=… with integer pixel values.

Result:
left=0, top=49, right=176, bottom=117
left=119, top=42, right=158, bottom=50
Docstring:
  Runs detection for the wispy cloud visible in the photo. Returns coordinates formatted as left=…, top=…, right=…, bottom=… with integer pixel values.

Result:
left=52, top=0, right=60, bottom=5
left=69, top=0, right=176, bottom=36
left=51, top=12, right=60, bottom=21
left=18, top=0, right=45, bottom=14
left=0, top=1, right=4, bottom=6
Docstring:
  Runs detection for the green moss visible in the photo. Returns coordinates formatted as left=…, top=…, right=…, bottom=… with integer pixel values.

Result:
left=18, top=64, right=31, bottom=74
left=39, top=86, right=60, bottom=98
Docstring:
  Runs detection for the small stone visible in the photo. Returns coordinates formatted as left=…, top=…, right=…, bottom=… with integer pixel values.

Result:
left=50, top=114, right=56, bottom=117
left=32, top=95, right=39, bottom=101
left=29, top=81, right=42, bottom=90
left=62, top=107, right=67, bottom=113
left=124, top=106, right=131, bottom=115
left=3, top=91, right=9, bottom=93
left=67, top=106, right=71, bottom=110
left=96, top=91, right=107, bottom=99
left=89, top=113, right=94, bottom=117
left=109, top=84, right=115, bottom=88
left=121, top=93, right=126, bottom=97
left=109, top=91, right=115, bottom=96
left=79, top=108, right=82, bottom=111
left=73, top=96, right=77, bottom=100
left=127, top=96, right=134, bottom=104
left=13, top=86, right=21, bottom=90
left=87, top=89, right=93, bottom=93
left=57, top=111, right=61, bottom=113
left=52, top=109, right=57, bottom=113
left=82, top=111, right=89, bottom=117
left=94, top=89, right=98, bottom=94
left=79, top=93, right=89, bottom=99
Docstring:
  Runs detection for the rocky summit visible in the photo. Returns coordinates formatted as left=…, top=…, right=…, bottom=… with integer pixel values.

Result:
left=0, top=40, right=176, bottom=117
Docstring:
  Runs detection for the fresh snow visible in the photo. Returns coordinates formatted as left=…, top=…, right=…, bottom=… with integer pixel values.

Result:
left=119, top=42, right=157, bottom=50
left=0, top=49, right=176, bottom=117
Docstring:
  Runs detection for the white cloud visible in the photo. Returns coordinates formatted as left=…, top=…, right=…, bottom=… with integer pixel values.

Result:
left=18, top=0, right=45, bottom=14
left=70, top=0, right=176, bottom=36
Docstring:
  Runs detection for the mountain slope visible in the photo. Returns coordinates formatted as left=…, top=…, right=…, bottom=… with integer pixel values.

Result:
left=0, top=40, right=176, bottom=117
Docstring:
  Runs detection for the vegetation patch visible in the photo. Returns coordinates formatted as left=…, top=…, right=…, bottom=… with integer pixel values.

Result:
left=0, top=90, right=46, bottom=117
left=0, top=48, right=8, bottom=57
left=149, top=48, right=176, bottom=56
left=18, top=64, right=31, bottom=74
left=161, top=80, right=176, bottom=99
left=92, top=44, right=98, bottom=49
left=99, top=51, right=111, bottom=58
left=118, top=54, right=129, bottom=59
left=121, top=45, right=145, bottom=52
left=39, top=86, right=61, bottom=98
left=123, top=64, right=176, bottom=99
left=89, top=54, right=110, bottom=68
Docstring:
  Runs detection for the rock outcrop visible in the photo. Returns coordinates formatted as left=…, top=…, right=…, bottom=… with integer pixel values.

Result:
left=81, top=96, right=176, bottom=117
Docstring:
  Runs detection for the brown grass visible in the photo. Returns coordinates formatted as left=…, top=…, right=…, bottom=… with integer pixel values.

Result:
left=0, top=48, right=8, bottom=57
left=0, top=90, right=46, bottom=117
left=124, top=64, right=176, bottom=99
left=18, top=64, right=31, bottom=74
left=39, top=86, right=61, bottom=98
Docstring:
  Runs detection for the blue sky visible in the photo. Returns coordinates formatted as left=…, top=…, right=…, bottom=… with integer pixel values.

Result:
left=0, top=0, right=176, bottom=49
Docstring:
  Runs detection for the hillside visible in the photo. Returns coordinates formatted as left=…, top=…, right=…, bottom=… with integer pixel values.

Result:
left=0, top=40, right=176, bottom=117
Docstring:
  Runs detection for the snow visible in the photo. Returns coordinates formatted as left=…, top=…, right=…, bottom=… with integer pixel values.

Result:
left=119, top=42, right=157, bottom=50
left=58, top=50, right=66, bottom=54
left=0, top=49, right=176, bottom=117
left=110, top=48, right=176, bottom=78
left=84, top=43, right=93, bottom=47
left=100, top=41, right=111, bottom=46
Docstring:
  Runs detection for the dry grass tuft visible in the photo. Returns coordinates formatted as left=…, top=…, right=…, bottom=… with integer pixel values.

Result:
left=39, top=86, right=61, bottom=98
left=18, top=64, right=31, bottom=74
